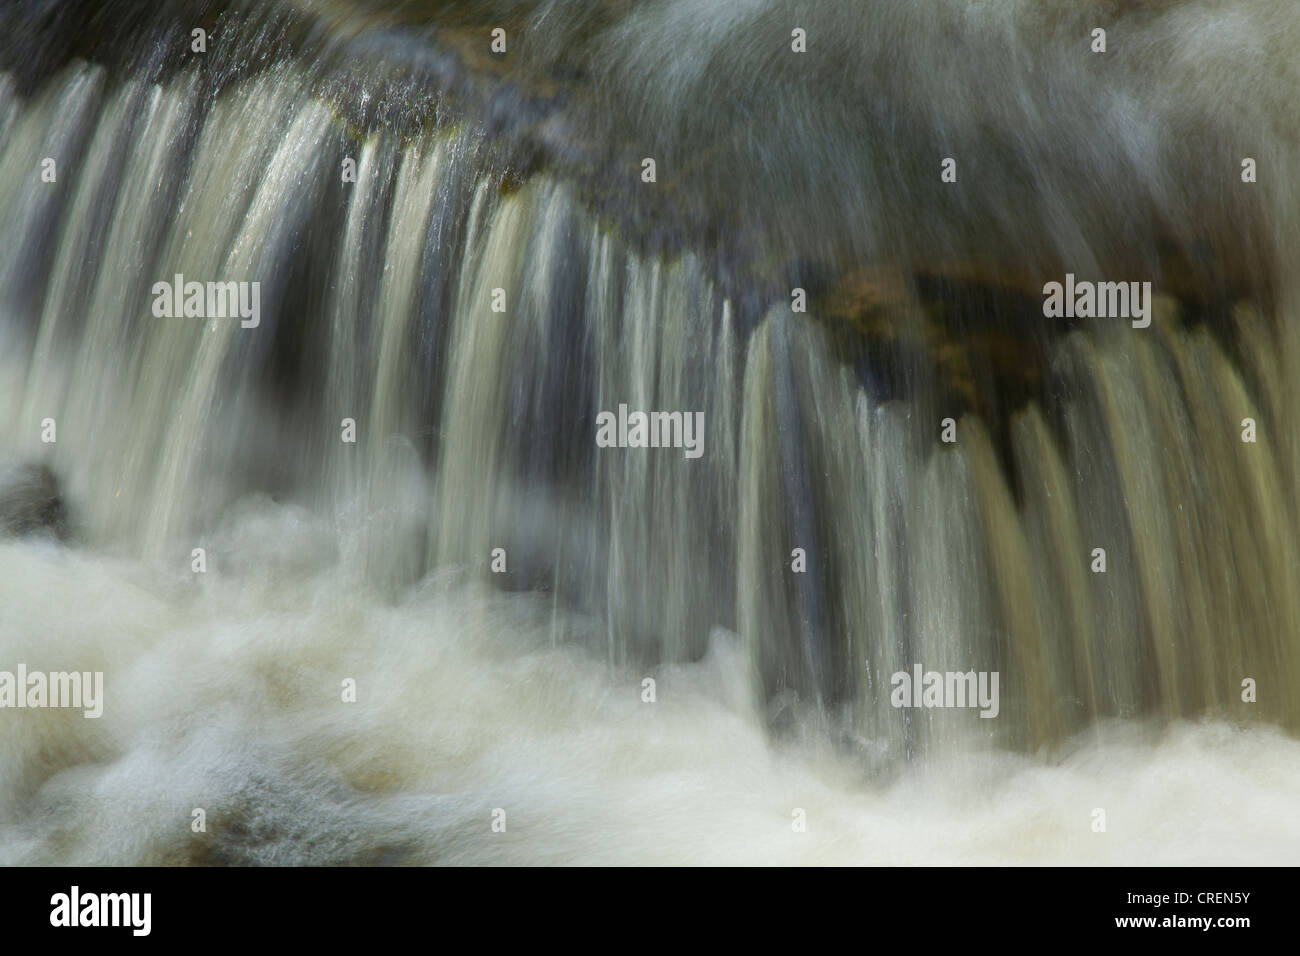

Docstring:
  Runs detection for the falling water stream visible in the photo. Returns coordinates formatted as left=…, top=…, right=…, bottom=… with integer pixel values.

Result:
left=1, top=0, right=1299, bottom=864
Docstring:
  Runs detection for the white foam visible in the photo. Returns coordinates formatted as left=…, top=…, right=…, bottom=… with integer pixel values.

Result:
left=1, top=508, right=1296, bottom=865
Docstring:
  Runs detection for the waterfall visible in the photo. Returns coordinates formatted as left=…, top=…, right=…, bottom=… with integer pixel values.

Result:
left=2, top=0, right=1300, bottom=864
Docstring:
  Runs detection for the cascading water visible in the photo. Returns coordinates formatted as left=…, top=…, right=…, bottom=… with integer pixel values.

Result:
left=2, top=0, right=1299, bottom=865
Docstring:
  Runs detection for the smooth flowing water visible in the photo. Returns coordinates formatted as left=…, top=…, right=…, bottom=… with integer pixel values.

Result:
left=1, top=0, right=1299, bottom=864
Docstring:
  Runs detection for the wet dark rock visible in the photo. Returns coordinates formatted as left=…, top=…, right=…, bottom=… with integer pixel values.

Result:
left=0, top=464, right=69, bottom=540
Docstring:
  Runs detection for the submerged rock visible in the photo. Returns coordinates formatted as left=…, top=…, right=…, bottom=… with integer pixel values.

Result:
left=0, top=464, right=69, bottom=540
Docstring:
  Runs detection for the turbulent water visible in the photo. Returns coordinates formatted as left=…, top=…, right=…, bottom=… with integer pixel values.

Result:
left=2, top=0, right=1300, bottom=864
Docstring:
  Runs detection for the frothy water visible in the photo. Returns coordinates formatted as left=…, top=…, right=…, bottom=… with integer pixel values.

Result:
left=3, top=0, right=1300, bottom=864
left=3, top=507, right=1299, bottom=865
